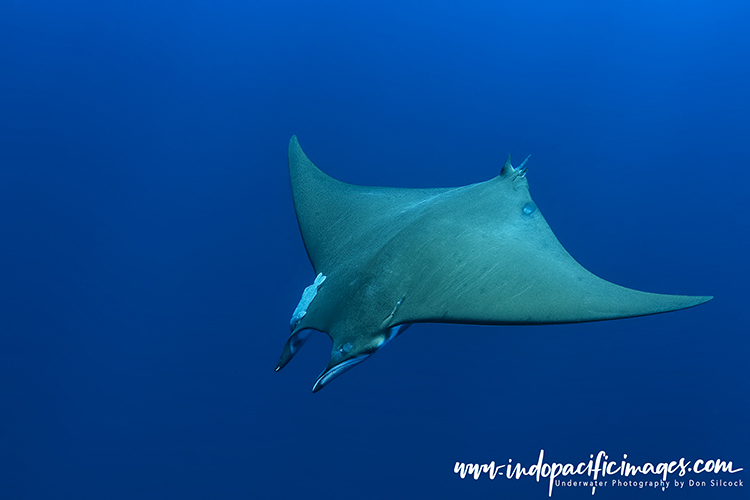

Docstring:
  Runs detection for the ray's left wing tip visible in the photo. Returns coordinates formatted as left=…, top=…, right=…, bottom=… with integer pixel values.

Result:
left=288, top=135, right=300, bottom=154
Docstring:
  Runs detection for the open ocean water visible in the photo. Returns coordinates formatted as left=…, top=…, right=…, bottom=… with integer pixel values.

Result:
left=0, top=1, right=748, bottom=498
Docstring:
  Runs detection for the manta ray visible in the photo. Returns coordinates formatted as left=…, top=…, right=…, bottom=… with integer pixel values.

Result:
left=276, top=136, right=712, bottom=392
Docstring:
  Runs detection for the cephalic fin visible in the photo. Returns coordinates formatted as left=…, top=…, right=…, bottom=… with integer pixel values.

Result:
left=311, top=323, right=410, bottom=392
left=275, top=328, right=315, bottom=372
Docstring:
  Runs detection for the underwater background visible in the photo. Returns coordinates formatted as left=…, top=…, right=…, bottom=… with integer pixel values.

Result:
left=0, top=1, right=748, bottom=498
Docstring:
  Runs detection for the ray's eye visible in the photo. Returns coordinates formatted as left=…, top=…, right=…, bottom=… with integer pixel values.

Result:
left=522, top=202, right=537, bottom=216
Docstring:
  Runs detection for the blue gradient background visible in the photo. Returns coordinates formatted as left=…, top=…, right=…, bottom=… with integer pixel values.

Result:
left=0, top=1, right=747, bottom=498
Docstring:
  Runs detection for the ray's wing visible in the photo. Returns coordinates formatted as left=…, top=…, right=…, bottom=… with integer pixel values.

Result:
left=382, top=171, right=711, bottom=326
left=290, top=135, right=710, bottom=327
left=288, top=135, right=456, bottom=276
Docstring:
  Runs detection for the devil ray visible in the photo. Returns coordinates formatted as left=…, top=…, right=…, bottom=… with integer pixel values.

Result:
left=276, top=136, right=712, bottom=392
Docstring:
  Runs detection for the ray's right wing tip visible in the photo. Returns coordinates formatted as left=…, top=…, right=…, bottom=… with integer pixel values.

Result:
left=693, top=294, right=714, bottom=306
left=660, top=293, right=713, bottom=314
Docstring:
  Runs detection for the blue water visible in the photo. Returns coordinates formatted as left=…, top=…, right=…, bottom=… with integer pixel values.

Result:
left=1, top=1, right=747, bottom=498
